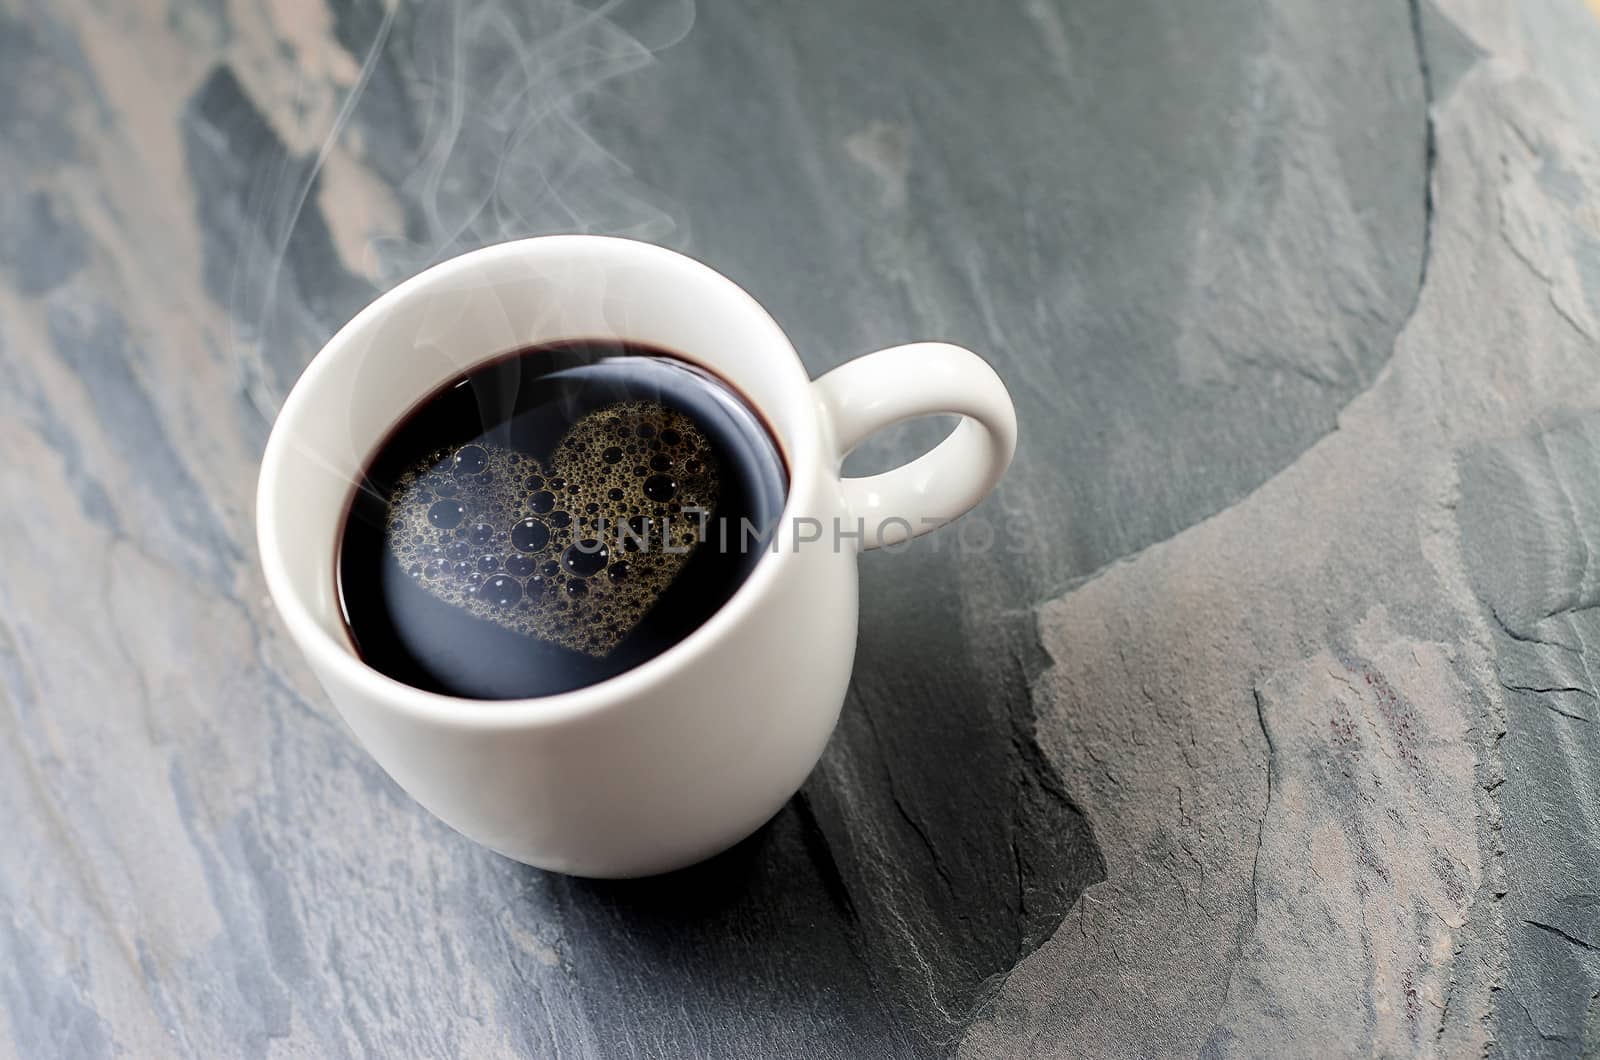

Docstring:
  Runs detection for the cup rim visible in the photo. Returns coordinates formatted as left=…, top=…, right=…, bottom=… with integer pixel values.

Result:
left=256, top=235, right=824, bottom=730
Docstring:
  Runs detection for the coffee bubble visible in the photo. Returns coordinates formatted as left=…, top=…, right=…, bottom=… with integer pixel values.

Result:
left=511, top=518, right=550, bottom=553
left=428, top=500, right=466, bottom=529
left=483, top=574, right=521, bottom=608
left=563, top=542, right=609, bottom=578
left=642, top=474, right=676, bottom=502
left=453, top=445, right=489, bottom=476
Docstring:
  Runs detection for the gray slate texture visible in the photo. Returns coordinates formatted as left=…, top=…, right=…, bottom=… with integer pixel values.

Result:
left=1, top=0, right=1598, bottom=1055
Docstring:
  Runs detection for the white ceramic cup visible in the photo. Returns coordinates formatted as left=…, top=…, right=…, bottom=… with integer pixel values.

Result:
left=257, top=236, right=1017, bottom=877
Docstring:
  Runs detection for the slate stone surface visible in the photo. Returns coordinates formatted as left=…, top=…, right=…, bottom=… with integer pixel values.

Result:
left=1, top=0, right=1597, bottom=1055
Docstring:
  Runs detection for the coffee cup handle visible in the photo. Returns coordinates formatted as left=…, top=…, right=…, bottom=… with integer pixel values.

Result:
left=813, top=342, right=1018, bottom=550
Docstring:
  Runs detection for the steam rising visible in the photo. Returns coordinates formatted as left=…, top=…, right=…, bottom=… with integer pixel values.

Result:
left=236, top=0, right=696, bottom=423
left=370, top=0, right=695, bottom=283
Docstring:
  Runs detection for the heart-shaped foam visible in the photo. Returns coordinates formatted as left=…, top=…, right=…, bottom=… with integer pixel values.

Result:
left=383, top=401, right=720, bottom=658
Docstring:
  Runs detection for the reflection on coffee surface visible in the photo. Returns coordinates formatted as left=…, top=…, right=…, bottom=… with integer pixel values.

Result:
left=338, top=344, right=788, bottom=700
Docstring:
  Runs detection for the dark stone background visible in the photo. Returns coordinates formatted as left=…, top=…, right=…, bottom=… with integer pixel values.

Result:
left=2, top=0, right=1597, bottom=1055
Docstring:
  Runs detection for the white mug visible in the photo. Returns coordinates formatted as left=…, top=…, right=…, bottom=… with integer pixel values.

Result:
left=257, top=236, right=1017, bottom=877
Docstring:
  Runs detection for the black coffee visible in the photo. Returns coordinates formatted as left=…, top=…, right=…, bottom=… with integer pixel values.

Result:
left=338, top=342, right=788, bottom=699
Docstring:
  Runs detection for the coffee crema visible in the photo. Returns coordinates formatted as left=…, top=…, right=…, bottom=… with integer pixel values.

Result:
left=337, top=342, right=788, bottom=700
